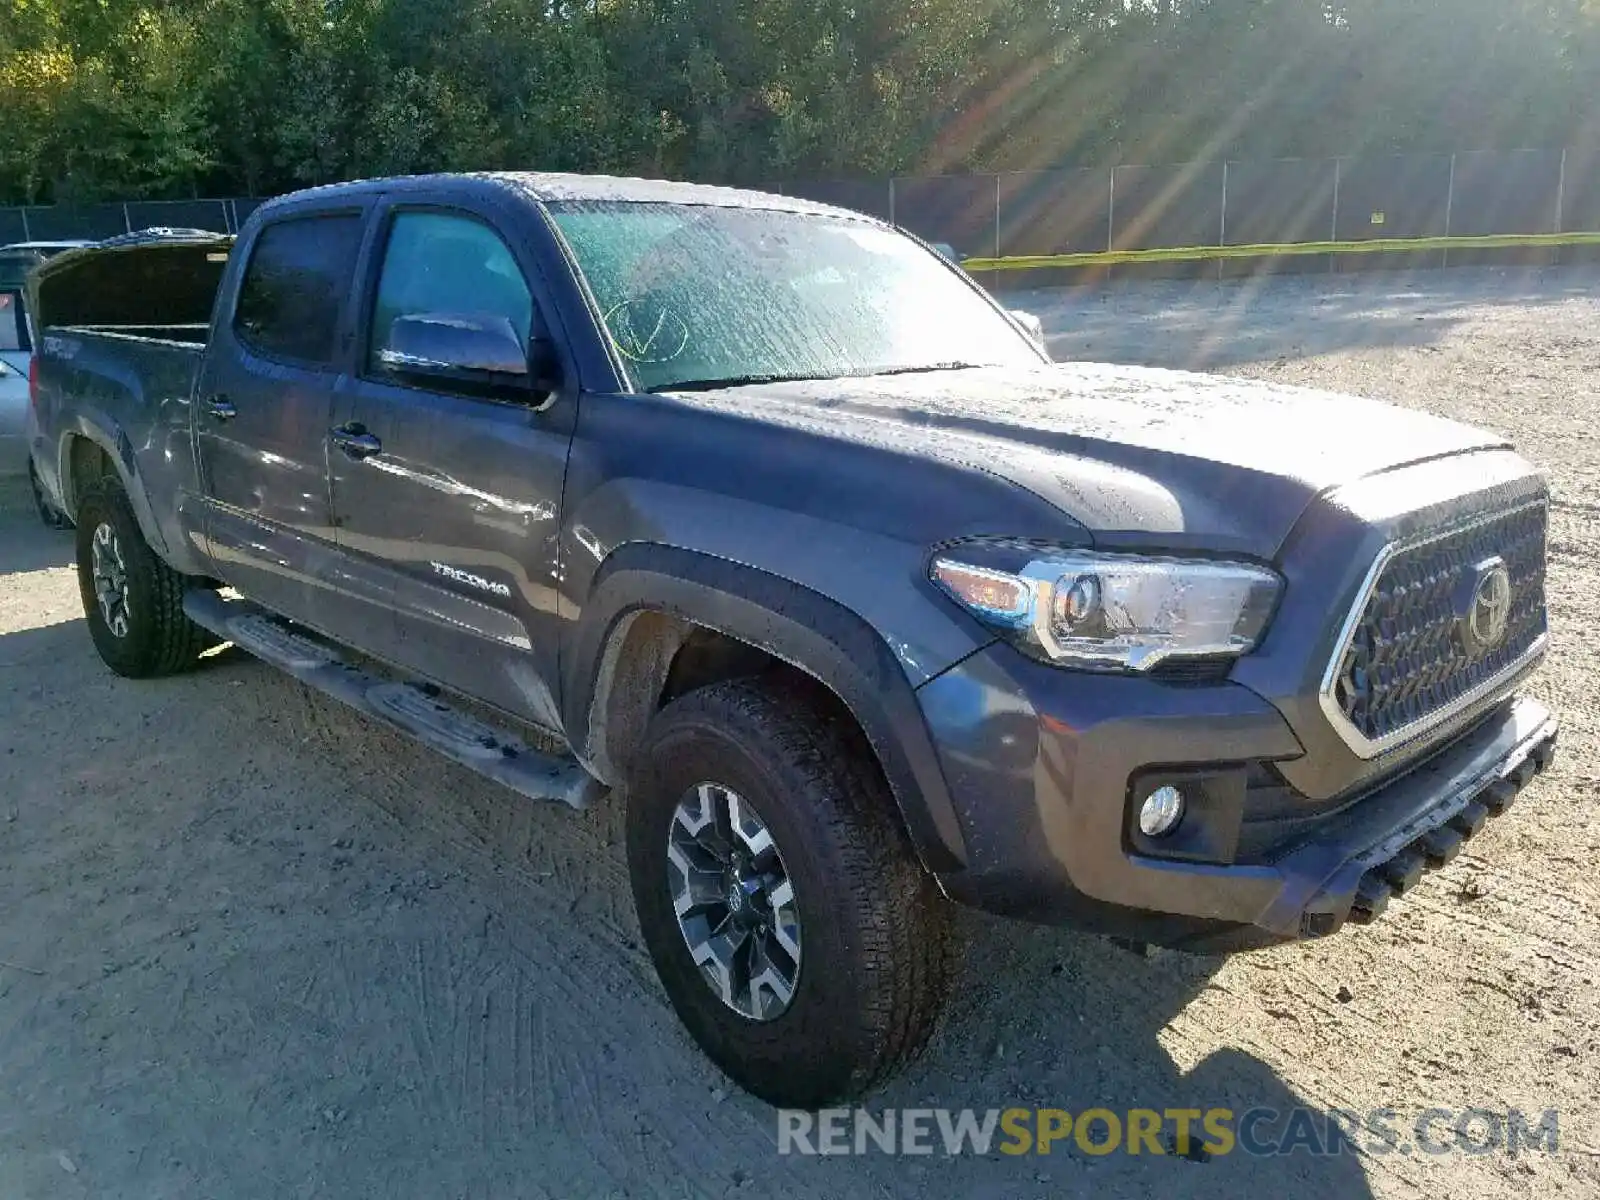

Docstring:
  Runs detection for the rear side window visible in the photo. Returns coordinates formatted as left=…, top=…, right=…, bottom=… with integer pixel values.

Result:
left=234, top=214, right=363, bottom=366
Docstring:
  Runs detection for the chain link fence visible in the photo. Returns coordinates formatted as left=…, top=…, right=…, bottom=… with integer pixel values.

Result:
left=3, top=145, right=1597, bottom=273
left=776, top=144, right=1600, bottom=273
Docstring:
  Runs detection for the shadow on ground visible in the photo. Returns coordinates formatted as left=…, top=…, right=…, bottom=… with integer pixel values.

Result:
left=0, top=604, right=1381, bottom=1200
left=0, top=499, right=73, bottom=576
left=0, top=462, right=1386, bottom=1198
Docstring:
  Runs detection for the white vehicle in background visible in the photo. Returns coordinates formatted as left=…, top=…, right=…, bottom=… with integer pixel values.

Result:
left=928, top=239, right=1047, bottom=350
left=0, top=288, right=28, bottom=475
left=1, top=241, right=92, bottom=519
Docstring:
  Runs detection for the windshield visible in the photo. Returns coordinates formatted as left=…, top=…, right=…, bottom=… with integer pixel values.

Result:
left=546, top=201, right=1042, bottom=392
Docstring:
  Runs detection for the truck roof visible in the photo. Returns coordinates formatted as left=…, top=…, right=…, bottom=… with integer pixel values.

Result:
left=255, top=171, right=871, bottom=224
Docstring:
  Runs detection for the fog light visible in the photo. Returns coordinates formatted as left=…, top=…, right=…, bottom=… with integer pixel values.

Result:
left=1138, top=785, right=1186, bottom=837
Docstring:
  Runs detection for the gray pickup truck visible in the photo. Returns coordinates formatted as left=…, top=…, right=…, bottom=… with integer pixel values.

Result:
left=29, top=173, right=1556, bottom=1108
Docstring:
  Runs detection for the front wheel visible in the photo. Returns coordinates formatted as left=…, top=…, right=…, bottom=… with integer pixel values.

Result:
left=627, top=678, right=955, bottom=1108
left=74, top=483, right=212, bottom=678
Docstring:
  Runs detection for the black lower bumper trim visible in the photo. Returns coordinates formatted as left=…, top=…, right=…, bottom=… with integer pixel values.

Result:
left=1419, top=824, right=1465, bottom=867
left=1450, top=800, right=1490, bottom=837
left=1318, top=729, right=1556, bottom=934
left=1349, top=873, right=1391, bottom=925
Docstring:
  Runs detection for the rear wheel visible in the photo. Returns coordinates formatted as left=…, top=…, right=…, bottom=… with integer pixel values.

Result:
left=74, top=482, right=212, bottom=678
left=626, top=678, right=955, bottom=1108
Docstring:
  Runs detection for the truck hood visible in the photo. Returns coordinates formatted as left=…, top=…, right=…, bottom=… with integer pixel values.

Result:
left=662, top=362, right=1506, bottom=559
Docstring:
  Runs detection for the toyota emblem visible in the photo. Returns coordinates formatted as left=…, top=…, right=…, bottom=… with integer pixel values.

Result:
left=1465, top=561, right=1513, bottom=651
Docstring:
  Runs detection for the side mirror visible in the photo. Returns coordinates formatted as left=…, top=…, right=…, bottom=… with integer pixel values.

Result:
left=379, top=312, right=560, bottom=394
left=1010, top=309, right=1047, bottom=350
left=527, top=335, right=562, bottom=394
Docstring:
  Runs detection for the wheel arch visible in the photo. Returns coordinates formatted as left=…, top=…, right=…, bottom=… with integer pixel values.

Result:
left=59, top=423, right=166, bottom=554
left=565, top=544, right=968, bottom=873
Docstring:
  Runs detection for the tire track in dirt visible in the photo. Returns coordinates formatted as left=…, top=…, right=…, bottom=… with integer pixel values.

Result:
left=194, top=660, right=833, bottom=1198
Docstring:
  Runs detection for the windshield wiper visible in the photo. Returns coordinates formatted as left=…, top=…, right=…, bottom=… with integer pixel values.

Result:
left=651, top=372, right=839, bottom=394
left=864, top=361, right=989, bottom=378
left=655, top=363, right=993, bottom=393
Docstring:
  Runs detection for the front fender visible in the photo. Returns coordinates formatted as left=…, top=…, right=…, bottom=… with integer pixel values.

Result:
left=564, top=543, right=971, bottom=873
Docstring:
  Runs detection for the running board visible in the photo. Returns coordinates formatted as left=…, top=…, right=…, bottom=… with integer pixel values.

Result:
left=183, top=590, right=602, bottom=810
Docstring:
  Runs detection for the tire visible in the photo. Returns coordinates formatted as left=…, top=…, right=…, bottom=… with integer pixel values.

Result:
left=29, top=458, right=71, bottom=529
left=626, top=677, right=955, bottom=1108
left=74, top=482, right=212, bottom=678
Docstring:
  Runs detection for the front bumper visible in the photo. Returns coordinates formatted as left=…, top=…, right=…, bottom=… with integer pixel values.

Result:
left=916, top=643, right=1556, bottom=952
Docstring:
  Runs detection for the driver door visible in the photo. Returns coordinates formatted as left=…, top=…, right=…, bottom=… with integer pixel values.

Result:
left=329, top=202, right=577, bottom=734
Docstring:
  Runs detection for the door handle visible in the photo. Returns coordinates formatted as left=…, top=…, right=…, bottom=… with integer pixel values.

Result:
left=206, top=395, right=237, bottom=421
left=330, top=424, right=383, bottom=461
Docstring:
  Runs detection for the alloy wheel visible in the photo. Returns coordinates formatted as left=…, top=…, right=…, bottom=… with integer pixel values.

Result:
left=666, top=782, right=802, bottom=1021
left=90, top=522, right=132, bottom=637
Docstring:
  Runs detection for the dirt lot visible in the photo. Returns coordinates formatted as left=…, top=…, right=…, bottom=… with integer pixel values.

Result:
left=2, top=266, right=1598, bottom=1199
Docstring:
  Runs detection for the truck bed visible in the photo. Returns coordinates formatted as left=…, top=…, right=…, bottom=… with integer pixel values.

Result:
left=28, top=232, right=231, bottom=554
left=33, top=326, right=207, bottom=546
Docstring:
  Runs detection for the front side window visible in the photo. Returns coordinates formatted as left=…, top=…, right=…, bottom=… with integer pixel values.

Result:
left=547, top=200, right=1042, bottom=393
left=367, top=211, right=535, bottom=374
left=234, top=214, right=363, bottom=366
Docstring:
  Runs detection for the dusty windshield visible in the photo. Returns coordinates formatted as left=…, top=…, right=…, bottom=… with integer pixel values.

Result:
left=547, top=200, right=1042, bottom=392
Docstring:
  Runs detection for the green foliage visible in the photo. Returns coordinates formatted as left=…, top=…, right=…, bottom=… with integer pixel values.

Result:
left=0, top=0, right=1596, bottom=204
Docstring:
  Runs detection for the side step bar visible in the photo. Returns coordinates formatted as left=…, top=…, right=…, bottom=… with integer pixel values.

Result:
left=183, top=590, right=604, bottom=810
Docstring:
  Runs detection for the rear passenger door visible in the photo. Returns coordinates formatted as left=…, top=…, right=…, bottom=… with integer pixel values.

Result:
left=195, top=206, right=379, bottom=643
left=329, top=201, right=578, bottom=734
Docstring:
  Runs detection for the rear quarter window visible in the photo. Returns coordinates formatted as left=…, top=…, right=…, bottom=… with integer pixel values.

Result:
left=233, top=214, right=363, bottom=366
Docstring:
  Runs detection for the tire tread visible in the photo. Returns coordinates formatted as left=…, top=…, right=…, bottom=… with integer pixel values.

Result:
left=75, top=483, right=211, bottom=677
left=630, top=676, right=955, bottom=1105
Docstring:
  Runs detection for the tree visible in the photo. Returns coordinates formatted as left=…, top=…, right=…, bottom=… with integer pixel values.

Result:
left=0, top=0, right=1595, bottom=205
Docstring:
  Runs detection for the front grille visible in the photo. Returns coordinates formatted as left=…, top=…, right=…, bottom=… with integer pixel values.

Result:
left=1329, top=502, right=1547, bottom=752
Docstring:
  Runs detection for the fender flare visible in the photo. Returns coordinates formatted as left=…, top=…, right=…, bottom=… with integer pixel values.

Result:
left=564, top=543, right=969, bottom=873
left=56, top=417, right=170, bottom=557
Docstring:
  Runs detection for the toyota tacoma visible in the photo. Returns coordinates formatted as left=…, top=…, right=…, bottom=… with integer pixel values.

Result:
left=27, top=173, right=1556, bottom=1108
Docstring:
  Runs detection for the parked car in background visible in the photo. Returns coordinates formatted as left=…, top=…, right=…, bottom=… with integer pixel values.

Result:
left=0, top=289, right=29, bottom=477
left=927, top=239, right=1047, bottom=349
left=0, top=241, right=92, bottom=288
left=2, top=241, right=91, bottom=509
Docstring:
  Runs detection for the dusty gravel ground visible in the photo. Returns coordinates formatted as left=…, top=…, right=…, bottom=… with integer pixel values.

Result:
left=2, top=265, right=1598, bottom=1200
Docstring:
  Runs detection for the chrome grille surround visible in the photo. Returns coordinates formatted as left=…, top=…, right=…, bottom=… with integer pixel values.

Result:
left=1319, top=499, right=1549, bottom=760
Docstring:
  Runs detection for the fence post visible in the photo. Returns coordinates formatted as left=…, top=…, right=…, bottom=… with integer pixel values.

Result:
left=123, top=203, right=133, bottom=236
left=1107, top=168, right=1116, bottom=252
left=1330, top=158, right=1341, bottom=274
left=1555, top=148, right=1568, bottom=234
left=993, top=174, right=1002, bottom=262
left=19, top=208, right=30, bottom=242
left=1442, top=153, right=1456, bottom=269
left=1218, top=161, right=1230, bottom=281
left=888, top=177, right=897, bottom=226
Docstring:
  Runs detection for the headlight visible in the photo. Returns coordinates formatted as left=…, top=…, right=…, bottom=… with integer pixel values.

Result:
left=931, top=543, right=1281, bottom=672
